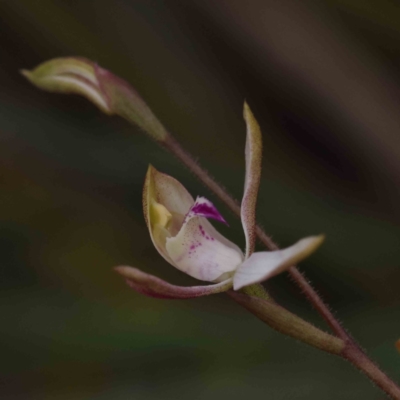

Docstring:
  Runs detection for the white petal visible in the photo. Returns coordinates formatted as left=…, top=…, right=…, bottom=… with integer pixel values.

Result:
left=241, top=102, right=262, bottom=259
left=165, top=211, right=244, bottom=282
left=233, top=236, right=324, bottom=290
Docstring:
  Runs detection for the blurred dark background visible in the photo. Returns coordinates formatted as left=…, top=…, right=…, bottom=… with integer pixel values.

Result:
left=1, top=1, right=400, bottom=399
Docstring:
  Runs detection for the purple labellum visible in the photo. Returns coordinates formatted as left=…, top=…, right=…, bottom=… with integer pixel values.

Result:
left=188, top=197, right=228, bottom=225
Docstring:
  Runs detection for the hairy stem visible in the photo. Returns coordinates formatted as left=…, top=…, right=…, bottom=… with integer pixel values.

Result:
left=343, top=344, right=400, bottom=399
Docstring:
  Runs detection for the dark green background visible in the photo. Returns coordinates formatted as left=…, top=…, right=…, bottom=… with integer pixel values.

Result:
left=1, top=1, right=400, bottom=398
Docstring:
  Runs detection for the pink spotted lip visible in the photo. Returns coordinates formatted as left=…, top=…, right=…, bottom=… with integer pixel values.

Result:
left=198, top=225, right=215, bottom=241
left=187, top=224, right=216, bottom=257
left=186, top=196, right=228, bottom=225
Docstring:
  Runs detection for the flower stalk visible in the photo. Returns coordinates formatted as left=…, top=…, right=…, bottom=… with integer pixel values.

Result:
left=22, top=57, right=400, bottom=399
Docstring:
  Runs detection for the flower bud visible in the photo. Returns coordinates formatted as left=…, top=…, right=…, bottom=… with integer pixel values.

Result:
left=22, top=57, right=168, bottom=141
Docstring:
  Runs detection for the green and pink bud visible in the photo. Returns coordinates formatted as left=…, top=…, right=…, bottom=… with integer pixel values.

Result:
left=21, top=57, right=168, bottom=141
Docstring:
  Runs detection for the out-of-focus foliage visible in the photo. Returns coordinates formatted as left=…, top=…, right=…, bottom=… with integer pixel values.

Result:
left=0, top=1, right=400, bottom=399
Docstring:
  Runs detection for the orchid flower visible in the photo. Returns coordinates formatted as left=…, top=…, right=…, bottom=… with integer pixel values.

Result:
left=115, top=104, right=324, bottom=299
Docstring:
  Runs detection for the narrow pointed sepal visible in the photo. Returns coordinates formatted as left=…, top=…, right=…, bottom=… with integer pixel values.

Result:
left=22, top=57, right=168, bottom=141
left=115, top=266, right=233, bottom=299
left=233, top=235, right=325, bottom=290
left=241, top=102, right=263, bottom=259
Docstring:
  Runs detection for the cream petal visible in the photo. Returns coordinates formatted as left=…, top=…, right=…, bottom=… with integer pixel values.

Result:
left=233, top=236, right=325, bottom=290
left=115, top=265, right=232, bottom=299
left=241, top=103, right=263, bottom=259
left=143, top=165, right=195, bottom=263
left=165, top=199, right=244, bottom=282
